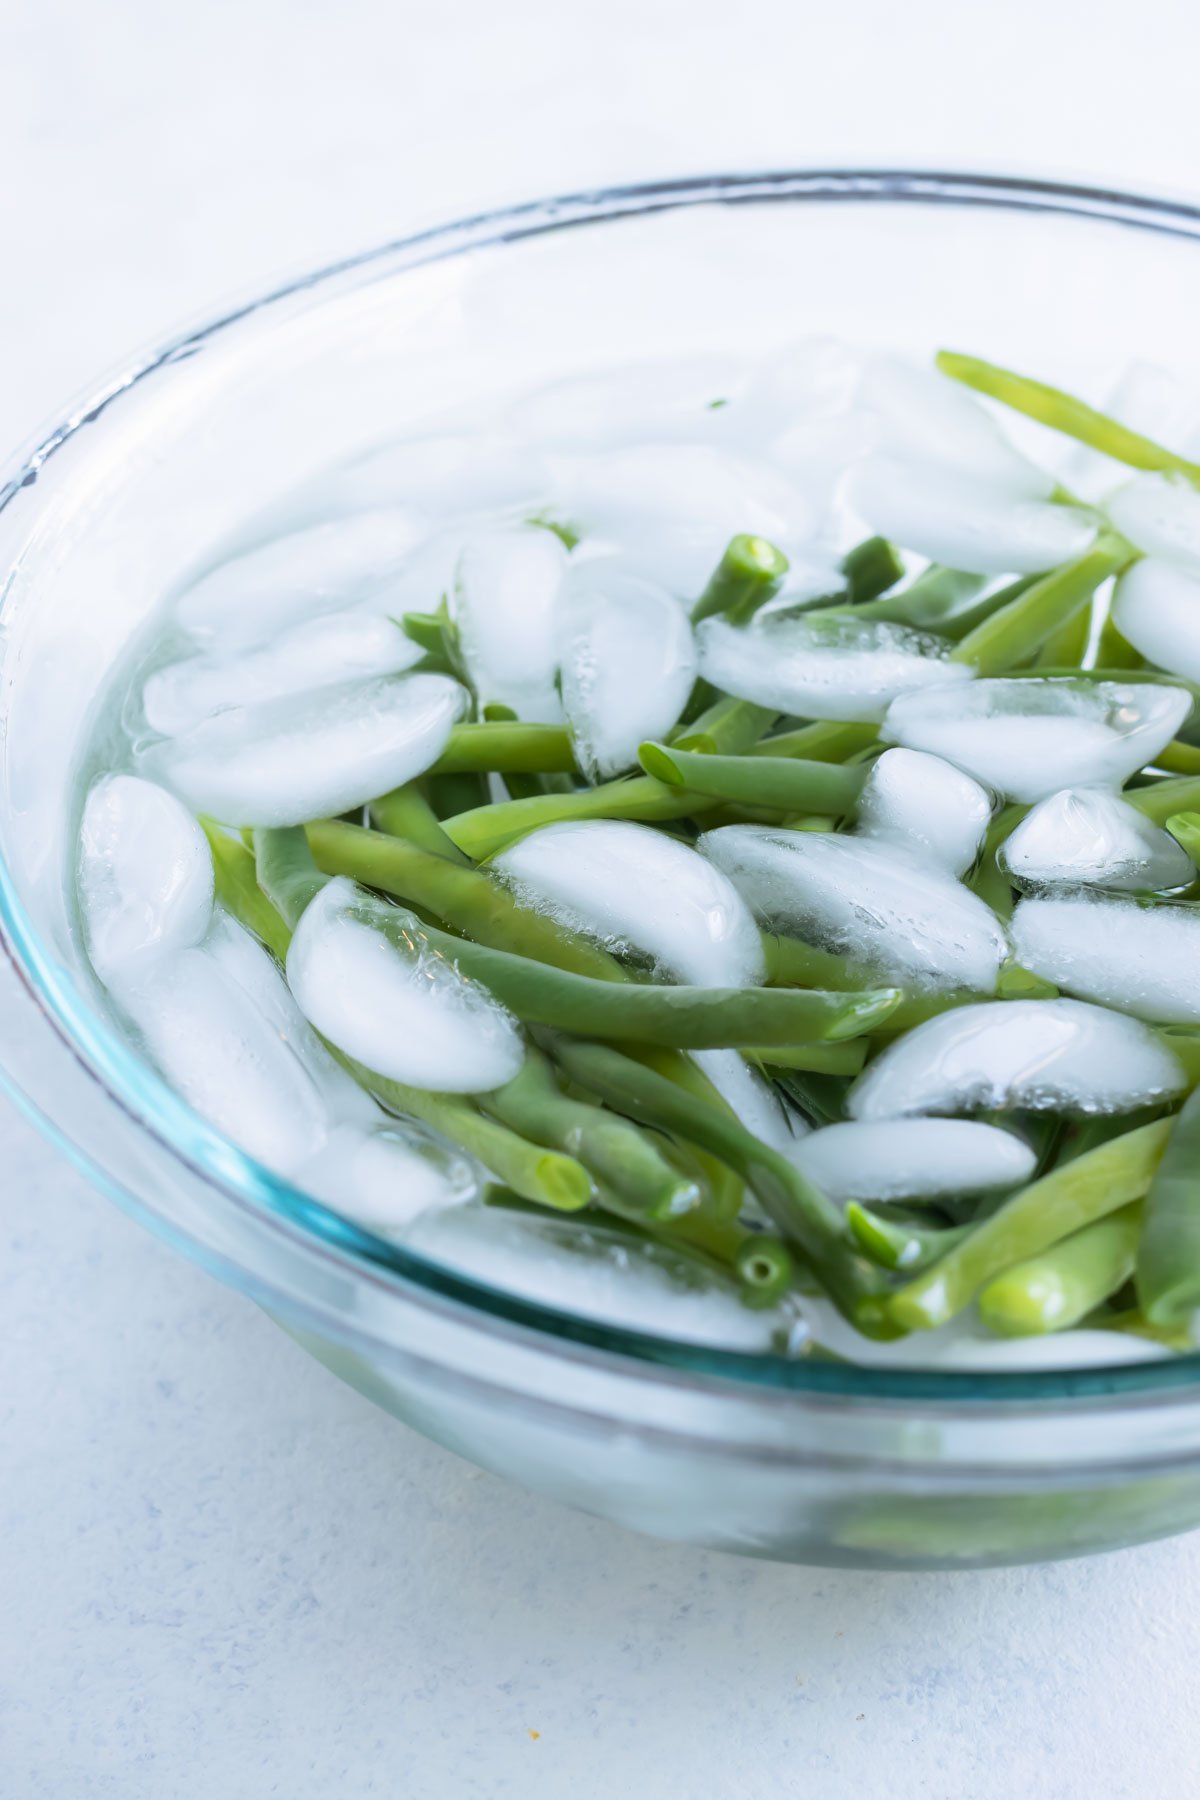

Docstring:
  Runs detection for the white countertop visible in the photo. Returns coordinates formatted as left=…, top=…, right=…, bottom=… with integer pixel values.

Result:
left=4, top=4, right=1200, bottom=1793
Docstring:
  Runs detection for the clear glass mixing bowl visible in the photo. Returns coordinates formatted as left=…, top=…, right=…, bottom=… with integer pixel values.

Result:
left=6, top=170, right=1200, bottom=1570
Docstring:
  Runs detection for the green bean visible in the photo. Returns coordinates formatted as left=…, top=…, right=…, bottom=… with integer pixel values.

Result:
left=543, top=1034, right=897, bottom=1331
left=386, top=908, right=901, bottom=1046
left=734, top=1234, right=797, bottom=1308
left=1094, top=610, right=1144, bottom=671
left=996, top=962, right=1059, bottom=1001
left=252, top=827, right=327, bottom=928
left=426, top=770, right=489, bottom=819
left=638, top=743, right=867, bottom=814
left=1127, top=777, right=1200, bottom=826
left=670, top=695, right=777, bottom=754
left=1167, top=811, right=1200, bottom=863
left=690, top=534, right=790, bottom=625
left=846, top=1202, right=972, bottom=1274
left=1158, top=743, right=1200, bottom=778
left=761, top=932, right=864, bottom=990
left=938, top=349, right=1200, bottom=485
left=808, top=568, right=1031, bottom=641
left=1092, top=1308, right=1195, bottom=1352
left=1136, top=1087, right=1200, bottom=1325
left=368, top=784, right=471, bottom=864
left=889, top=1120, right=1172, bottom=1331
left=431, top=721, right=578, bottom=775
left=841, top=534, right=905, bottom=604
left=200, top=821, right=292, bottom=963
left=751, top=721, right=879, bottom=763
left=306, top=819, right=628, bottom=982
left=479, top=1048, right=702, bottom=1221
left=967, top=803, right=1026, bottom=919
left=950, top=537, right=1132, bottom=676
left=979, top=1204, right=1142, bottom=1336
left=1034, top=596, right=1094, bottom=669
left=442, top=773, right=709, bottom=858
left=746, top=1040, right=868, bottom=1076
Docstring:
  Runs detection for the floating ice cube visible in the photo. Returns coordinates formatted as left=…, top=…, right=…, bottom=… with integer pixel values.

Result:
left=699, top=826, right=1007, bottom=994
left=1002, top=787, right=1194, bottom=893
left=297, top=1120, right=479, bottom=1237
left=507, top=355, right=744, bottom=449
left=554, top=443, right=813, bottom=595
left=1107, top=473, right=1200, bottom=573
left=452, top=524, right=567, bottom=720
left=1011, top=894, right=1200, bottom=1024
left=861, top=356, right=1057, bottom=500
left=285, top=878, right=525, bottom=1093
left=769, top=415, right=878, bottom=511
left=174, top=510, right=428, bottom=645
left=691, top=1049, right=804, bottom=1153
left=1111, top=558, right=1200, bottom=682
left=403, top=1203, right=787, bottom=1350
left=317, top=434, right=552, bottom=522
left=730, top=337, right=862, bottom=441
left=855, top=748, right=992, bottom=876
left=848, top=997, right=1186, bottom=1119
left=141, top=672, right=466, bottom=828
left=494, top=819, right=765, bottom=987
left=883, top=678, right=1192, bottom=802
left=79, top=775, right=213, bottom=985
left=559, top=560, right=696, bottom=779
left=143, top=613, right=423, bottom=737
left=797, top=1297, right=1169, bottom=1368
left=792, top=1118, right=1035, bottom=1203
left=848, top=456, right=1096, bottom=574
left=696, top=614, right=972, bottom=723
left=118, top=916, right=333, bottom=1173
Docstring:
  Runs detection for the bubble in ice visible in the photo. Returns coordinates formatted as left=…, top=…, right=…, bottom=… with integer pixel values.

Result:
left=452, top=524, right=567, bottom=720
left=143, top=612, right=423, bottom=737
left=883, top=677, right=1192, bottom=803
left=1011, top=893, right=1200, bottom=1024
left=696, top=613, right=972, bottom=723
left=117, top=915, right=333, bottom=1173
left=553, top=443, right=814, bottom=595
left=298, top=1120, right=479, bottom=1237
left=1111, top=558, right=1200, bottom=683
left=699, top=825, right=1007, bottom=994
left=506, top=355, right=745, bottom=449
left=792, top=1118, right=1035, bottom=1203
left=140, top=671, right=466, bottom=828
left=1002, top=787, right=1195, bottom=893
left=316, top=433, right=553, bottom=522
left=285, top=878, right=525, bottom=1093
left=691, top=1049, right=804, bottom=1154
left=848, top=455, right=1096, bottom=574
left=860, top=355, right=1057, bottom=500
left=174, top=510, right=428, bottom=646
left=1106, top=473, right=1200, bottom=573
left=403, top=1203, right=789, bottom=1351
left=848, top=997, right=1186, bottom=1120
left=494, top=819, right=765, bottom=988
left=854, top=748, right=993, bottom=876
left=559, top=559, right=696, bottom=779
left=79, top=775, right=214, bottom=985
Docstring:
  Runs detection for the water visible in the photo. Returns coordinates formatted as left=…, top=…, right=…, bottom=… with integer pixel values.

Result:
left=699, top=825, right=1008, bottom=993
left=696, top=613, right=972, bottom=723
left=494, top=818, right=765, bottom=988
left=1011, top=894, right=1200, bottom=1024
left=792, top=1118, right=1035, bottom=1203
left=1002, top=787, right=1195, bottom=893
left=855, top=747, right=992, bottom=876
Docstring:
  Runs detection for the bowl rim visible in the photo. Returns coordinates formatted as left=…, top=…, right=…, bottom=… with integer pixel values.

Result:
left=6, top=165, right=1200, bottom=1406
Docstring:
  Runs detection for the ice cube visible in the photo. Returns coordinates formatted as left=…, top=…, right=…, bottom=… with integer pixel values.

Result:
left=494, top=819, right=765, bottom=987
left=848, top=456, right=1096, bottom=574
left=297, top=1120, right=479, bottom=1237
left=141, top=671, right=466, bottom=828
left=559, top=559, right=696, bottom=779
left=118, top=917, right=333, bottom=1173
left=698, top=826, right=1007, bottom=994
left=79, top=775, right=213, bottom=985
left=317, top=434, right=552, bottom=522
left=860, top=356, right=1057, bottom=499
left=1011, top=893, right=1200, bottom=1023
left=855, top=748, right=993, bottom=876
left=691, top=1049, right=804, bottom=1153
left=1002, top=787, right=1195, bottom=893
left=696, top=613, right=972, bottom=723
left=143, top=613, right=423, bottom=737
left=884, top=678, right=1192, bottom=802
left=791, top=1118, right=1035, bottom=1203
left=1110, top=558, right=1200, bottom=683
left=1106, top=472, right=1200, bottom=573
left=554, top=443, right=814, bottom=596
left=797, top=1297, right=1169, bottom=1368
left=848, top=997, right=1186, bottom=1119
left=285, top=878, right=525, bottom=1093
left=507, top=355, right=744, bottom=448
left=730, top=337, right=862, bottom=441
left=403, top=1203, right=788, bottom=1350
left=452, top=524, right=567, bottom=721
left=174, top=510, right=427, bottom=645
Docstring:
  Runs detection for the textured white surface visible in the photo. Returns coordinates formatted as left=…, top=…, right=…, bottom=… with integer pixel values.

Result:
left=6, top=1, right=1200, bottom=1794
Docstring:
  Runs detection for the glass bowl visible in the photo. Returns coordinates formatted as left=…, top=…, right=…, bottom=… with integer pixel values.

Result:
left=6, top=169, right=1200, bottom=1570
